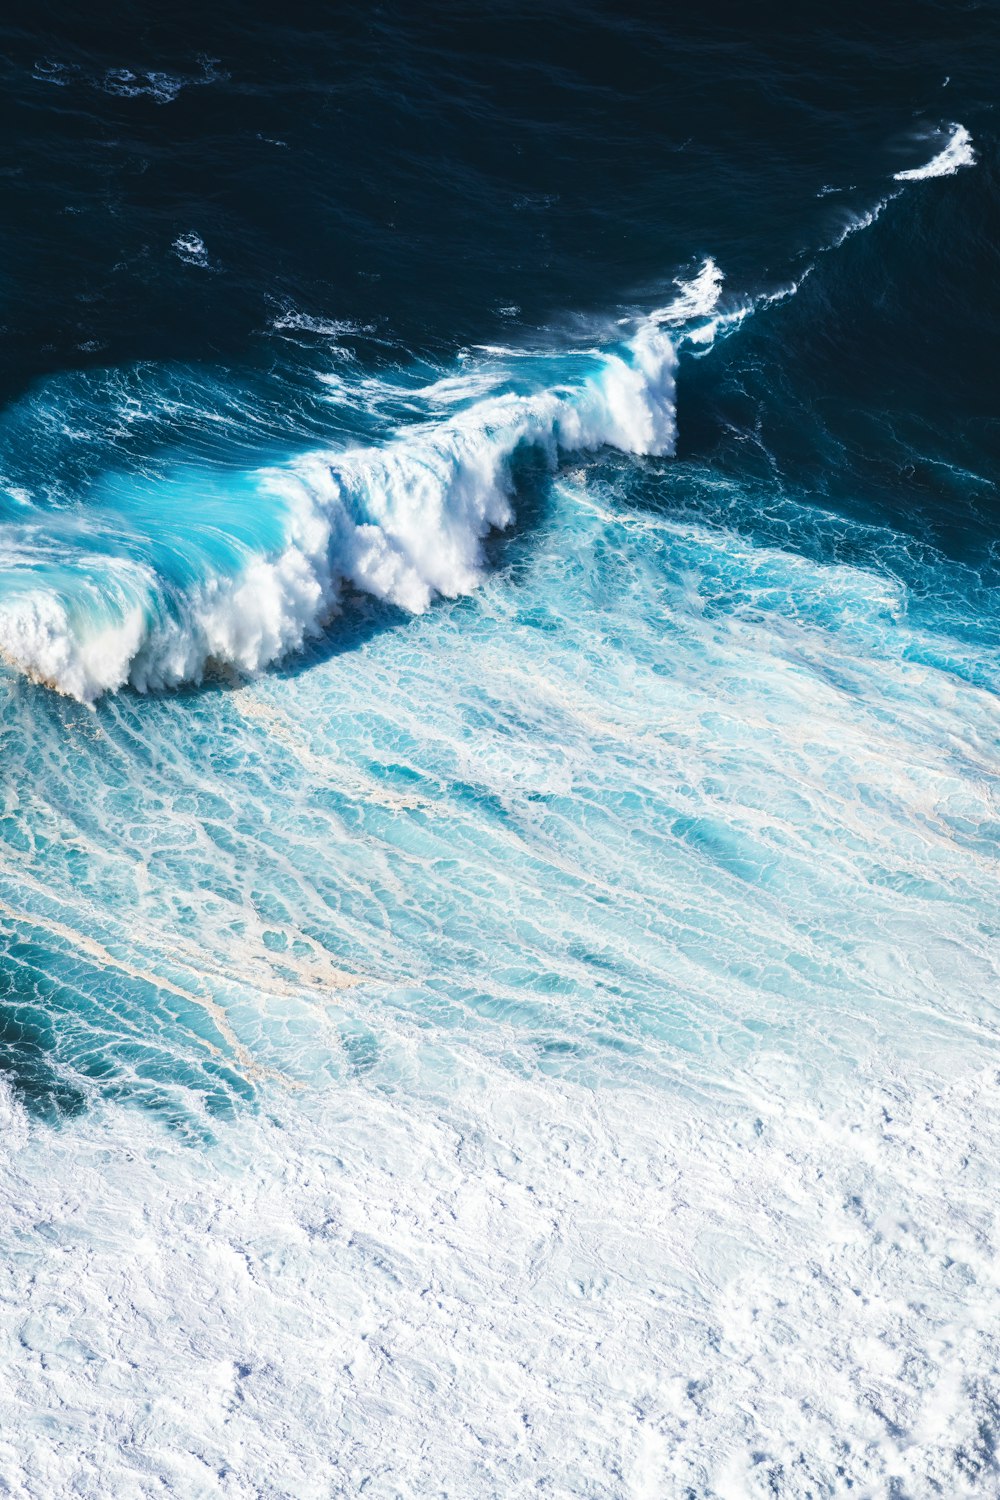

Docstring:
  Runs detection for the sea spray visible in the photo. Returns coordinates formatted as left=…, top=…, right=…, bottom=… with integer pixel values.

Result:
left=0, top=325, right=677, bottom=702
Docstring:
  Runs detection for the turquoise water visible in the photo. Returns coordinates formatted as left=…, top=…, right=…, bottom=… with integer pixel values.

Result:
left=2, top=7, right=1000, bottom=1489
left=5, top=442, right=998, bottom=1117
left=3, top=443, right=999, bottom=1492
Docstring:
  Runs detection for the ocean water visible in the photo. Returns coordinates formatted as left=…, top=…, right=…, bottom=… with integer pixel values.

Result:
left=1, top=5, right=999, bottom=1495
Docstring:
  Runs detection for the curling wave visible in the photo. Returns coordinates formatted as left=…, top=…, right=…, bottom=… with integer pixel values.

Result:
left=894, top=122, right=976, bottom=181
left=0, top=323, right=677, bottom=704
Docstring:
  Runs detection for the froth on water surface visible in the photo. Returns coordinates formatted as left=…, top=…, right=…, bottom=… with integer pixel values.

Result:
left=1, top=467, right=1000, bottom=1492
left=1, top=2, right=999, bottom=1495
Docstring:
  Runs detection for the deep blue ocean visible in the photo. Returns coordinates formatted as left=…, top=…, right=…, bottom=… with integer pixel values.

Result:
left=1, top=5, right=999, bottom=1495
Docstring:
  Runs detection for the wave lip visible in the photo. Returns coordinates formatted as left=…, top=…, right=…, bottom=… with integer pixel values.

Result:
left=0, top=324, right=677, bottom=704
left=894, top=122, right=975, bottom=181
left=651, top=258, right=725, bottom=326
left=651, top=257, right=804, bottom=351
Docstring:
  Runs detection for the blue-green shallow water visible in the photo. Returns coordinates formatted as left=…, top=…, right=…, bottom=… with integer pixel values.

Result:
left=3, top=470, right=998, bottom=1121
left=1, top=4, right=1000, bottom=1494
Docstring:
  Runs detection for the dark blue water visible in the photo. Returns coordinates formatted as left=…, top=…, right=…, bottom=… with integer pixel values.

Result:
left=1, top=7, right=999, bottom=1495
left=1, top=5, right=995, bottom=481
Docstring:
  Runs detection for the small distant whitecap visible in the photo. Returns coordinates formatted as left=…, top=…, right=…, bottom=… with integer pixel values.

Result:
left=101, top=56, right=225, bottom=105
left=173, top=232, right=210, bottom=267
left=270, top=311, right=363, bottom=339
left=32, top=59, right=74, bottom=86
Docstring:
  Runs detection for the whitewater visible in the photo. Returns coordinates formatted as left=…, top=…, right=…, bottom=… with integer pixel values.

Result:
left=1, top=113, right=998, bottom=1498
left=0, top=107, right=978, bottom=711
left=3, top=456, right=999, bottom=1495
left=0, top=322, right=677, bottom=703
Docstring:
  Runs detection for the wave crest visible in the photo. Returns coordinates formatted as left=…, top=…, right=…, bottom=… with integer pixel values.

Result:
left=894, top=122, right=975, bottom=182
left=0, top=324, right=677, bottom=703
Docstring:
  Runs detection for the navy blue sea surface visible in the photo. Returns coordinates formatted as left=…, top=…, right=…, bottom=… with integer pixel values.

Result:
left=0, top=5, right=999, bottom=1495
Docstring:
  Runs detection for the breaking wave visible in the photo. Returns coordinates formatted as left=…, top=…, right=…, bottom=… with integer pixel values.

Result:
left=0, top=322, right=677, bottom=704
left=0, top=105, right=979, bottom=712
left=894, top=122, right=976, bottom=181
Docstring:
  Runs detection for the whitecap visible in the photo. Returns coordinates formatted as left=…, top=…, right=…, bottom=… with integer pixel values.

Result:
left=651, top=257, right=725, bottom=326
left=270, top=311, right=365, bottom=339
left=32, top=59, right=74, bottom=87
left=893, top=122, right=976, bottom=182
left=0, top=322, right=678, bottom=703
left=173, top=232, right=210, bottom=268
left=104, top=68, right=187, bottom=103
left=830, top=194, right=899, bottom=246
left=101, top=57, right=224, bottom=105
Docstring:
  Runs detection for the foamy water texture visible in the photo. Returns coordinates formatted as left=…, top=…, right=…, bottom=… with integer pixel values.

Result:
left=3, top=456, right=1000, bottom=1494
left=0, top=324, right=676, bottom=703
left=894, top=122, right=977, bottom=180
left=0, top=65, right=998, bottom=1498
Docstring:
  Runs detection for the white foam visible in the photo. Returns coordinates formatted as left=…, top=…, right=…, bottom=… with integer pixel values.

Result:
left=172, top=232, right=210, bottom=268
left=1, top=1041, right=999, bottom=1496
left=105, top=67, right=187, bottom=103
left=651, top=257, right=725, bottom=326
left=648, top=258, right=806, bottom=354
left=413, top=370, right=507, bottom=406
left=32, top=60, right=73, bottom=87
left=270, top=311, right=366, bottom=339
left=894, top=123, right=976, bottom=182
left=1, top=483, right=33, bottom=507
left=102, top=58, right=224, bottom=104
left=0, top=326, right=677, bottom=703
left=831, top=193, right=900, bottom=246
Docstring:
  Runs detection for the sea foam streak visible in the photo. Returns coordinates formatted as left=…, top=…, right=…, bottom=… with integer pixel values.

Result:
left=2, top=476, right=999, bottom=1495
left=651, top=257, right=725, bottom=325
left=894, top=122, right=975, bottom=181
left=0, top=325, right=676, bottom=704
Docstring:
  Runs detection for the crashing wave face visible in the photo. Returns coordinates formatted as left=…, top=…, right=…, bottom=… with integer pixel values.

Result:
left=0, top=324, right=676, bottom=704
